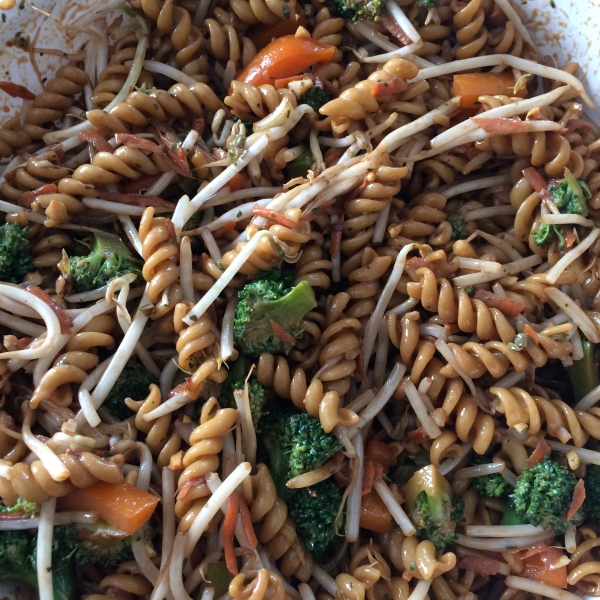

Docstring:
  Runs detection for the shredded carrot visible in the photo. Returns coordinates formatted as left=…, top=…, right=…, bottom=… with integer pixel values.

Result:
left=563, top=226, right=577, bottom=251
left=523, top=167, right=554, bottom=203
left=405, top=257, right=440, bottom=276
left=213, top=220, right=237, bottom=238
left=330, top=216, right=343, bottom=259
left=80, top=130, right=114, bottom=153
left=445, top=322, right=460, bottom=335
left=523, top=324, right=538, bottom=345
left=370, top=76, right=407, bottom=98
left=362, top=459, right=384, bottom=495
left=457, top=556, right=506, bottom=577
left=19, top=184, right=58, bottom=207
left=269, top=319, right=297, bottom=346
left=356, top=350, right=367, bottom=382
left=526, top=438, right=552, bottom=468
left=0, top=81, right=36, bottom=100
left=228, top=171, right=249, bottom=192
left=566, top=479, right=586, bottom=521
left=473, top=289, right=526, bottom=317
left=15, top=337, right=34, bottom=350
left=252, top=205, right=299, bottom=231
left=379, top=13, right=412, bottom=45
left=166, top=219, right=177, bottom=244
left=177, top=475, right=207, bottom=501
left=26, top=286, right=72, bottom=334
left=223, top=492, right=240, bottom=575
left=238, top=496, right=258, bottom=549
left=408, top=427, right=430, bottom=444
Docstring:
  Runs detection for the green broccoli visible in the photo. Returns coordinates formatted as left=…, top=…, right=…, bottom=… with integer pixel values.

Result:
left=509, top=455, right=582, bottom=534
left=584, top=464, right=600, bottom=525
left=507, top=332, right=533, bottom=352
left=550, top=169, right=591, bottom=216
left=302, top=86, right=331, bottom=114
left=0, top=528, right=77, bottom=600
left=288, top=479, right=342, bottom=562
left=103, top=356, right=159, bottom=421
left=470, top=454, right=509, bottom=498
left=416, top=0, right=438, bottom=7
left=260, top=407, right=341, bottom=498
left=567, top=336, right=598, bottom=402
left=232, top=114, right=254, bottom=134
left=532, top=223, right=565, bottom=251
left=286, top=149, right=315, bottom=179
left=446, top=213, right=467, bottom=240
left=204, top=563, right=235, bottom=597
left=0, top=496, right=38, bottom=516
left=67, top=233, right=144, bottom=293
left=390, top=450, right=430, bottom=486
left=219, top=355, right=267, bottom=430
left=71, top=521, right=136, bottom=569
left=334, top=0, right=382, bottom=21
left=234, top=268, right=317, bottom=356
left=0, top=222, right=33, bottom=284
left=402, top=465, right=464, bottom=550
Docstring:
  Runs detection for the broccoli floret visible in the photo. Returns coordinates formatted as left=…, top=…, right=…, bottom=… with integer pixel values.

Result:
left=334, top=0, right=382, bottom=21
left=390, top=450, right=430, bottom=486
left=104, top=356, right=158, bottom=421
left=446, top=213, right=467, bottom=240
left=0, top=528, right=77, bottom=599
left=204, top=563, right=235, bottom=597
left=234, top=268, right=317, bottom=356
left=0, top=496, right=38, bottom=516
left=584, top=464, right=600, bottom=525
left=507, top=332, right=533, bottom=352
left=67, top=233, right=144, bottom=293
left=470, top=454, right=509, bottom=498
left=302, top=86, right=331, bottom=114
left=219, top=356, right=267, bottom=430
left=260, top=408, right=341, bottom=498
left=73, top=520, right=135, bottom=569
left=0, top=222, right=33, bottom=283
left=0, top=530, right=38, bottom=589
left=567, top=336, right=598, bottom=402
left=232, top=114, right=254, bottom=134
left=463, top=285, right=476, bottom=297
left=288, top=479, right=342, bottom=562
left=510, top=455, right=581, bottom=534
left=532, top=223, right=565, bottom=251
left=286, top=149, right=315, bottom=179
left=550, top=168, right=591, bottom=216
left=416, top=0, right=438, bottom=7
left=402, top=465, right=464, bottom=550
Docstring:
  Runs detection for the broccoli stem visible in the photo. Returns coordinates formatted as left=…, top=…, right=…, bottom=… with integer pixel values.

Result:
left=567, top=336, right=598, bottom=402
left=286, top=149, right=314, bottom=179
left=500, top=500, right=528, bottom=526
left=52, top=561, right=76, bottom=600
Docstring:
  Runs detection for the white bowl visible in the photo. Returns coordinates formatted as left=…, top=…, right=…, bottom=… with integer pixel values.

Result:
left=0, top=0, right=597, bottom=119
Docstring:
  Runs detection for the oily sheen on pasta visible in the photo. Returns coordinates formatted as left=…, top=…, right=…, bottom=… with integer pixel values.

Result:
left=0, top=0, right=599, bottom=600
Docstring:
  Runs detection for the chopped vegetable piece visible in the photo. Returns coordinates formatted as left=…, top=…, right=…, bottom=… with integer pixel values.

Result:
left=58, top=481, right=159, bottom=535
left=567, top=336, right=598, bottom=402
left=286, top=148, right=314, bottom=179
left=473, top=289, right=526, bottom=317
left=236, top=36, right=336, bottom=87
left=521, top=547, right=568, bottom=589
left=359, top=490, right=392, bottom=532
left=453, top=73, right=526, bottom=109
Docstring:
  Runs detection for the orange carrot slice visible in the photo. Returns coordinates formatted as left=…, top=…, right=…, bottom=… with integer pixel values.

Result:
left=359, top=491, right=392, bottom=533
left=236, top=36, right=335, bottom=87
left=58, top=481, right=159, bottom=535
left=453, top=73, right=527, bottom=109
